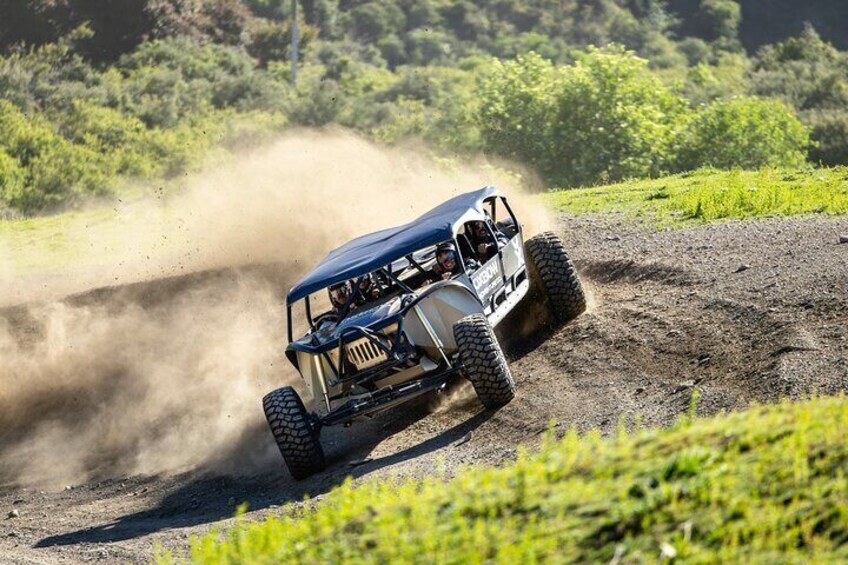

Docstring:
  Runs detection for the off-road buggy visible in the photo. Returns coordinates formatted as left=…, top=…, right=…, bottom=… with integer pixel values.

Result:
left=263, top=187, right=586, bottom=479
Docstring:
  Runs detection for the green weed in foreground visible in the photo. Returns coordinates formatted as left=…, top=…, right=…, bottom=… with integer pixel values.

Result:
left=157, top=396, right=848, bottom=564
left=543, top=167, right=848, bottom=224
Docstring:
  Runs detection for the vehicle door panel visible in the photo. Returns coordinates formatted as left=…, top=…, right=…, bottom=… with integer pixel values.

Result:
left=500, top=233, right=524, bottom=280
left=470, top=256, right=502, bottom=310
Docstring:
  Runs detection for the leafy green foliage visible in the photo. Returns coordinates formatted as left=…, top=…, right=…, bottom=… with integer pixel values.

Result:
left=675, top=97, right=810, bottom=171
left=0, top=35, right=297, bottom=215
left=0, top=0, right=257, bottom=61
left=0, top=101, right=111, bottom=213
left=543, top=167, right=848, bottom=223
left=116, top=37, right=291, bottom=126
left=479, top=49, right=808, bottom=186
left=481, top=49, right=687, bottom=186
left=682, top=0, right=741, bottom=45
left=680, top=52, right=749, bottom=104
left=0, top=148, right=26, bottom=214
left=156, top=396, right=848, bottom=563
left=246, top=18, right=318, bottom=68
left=750, top=26, right=848, bottom=166
left=806, top=111, right=848, bottom=166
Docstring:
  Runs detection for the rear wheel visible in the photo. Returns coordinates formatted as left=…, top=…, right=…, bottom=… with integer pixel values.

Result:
left=525, top=231, right=586, bottom=323
left=453, top=314, right=515, bottom=408
left=262, top=386, right=325, bottom=480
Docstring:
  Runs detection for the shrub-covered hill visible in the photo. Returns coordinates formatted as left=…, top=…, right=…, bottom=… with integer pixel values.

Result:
left=157, top=395, right=848, bottom=563
left=0, top=37, right=814, bottom=218
left=4, top=1, right=848, bottom=63
left=1, top=1, right=847, bottom=217
left=668, top=0, right=848, bottom=52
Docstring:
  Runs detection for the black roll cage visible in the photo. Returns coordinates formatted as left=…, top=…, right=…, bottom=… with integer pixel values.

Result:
left=283, top=194, right=522, bottom=377
left=286, top=235, right=470, bottom=343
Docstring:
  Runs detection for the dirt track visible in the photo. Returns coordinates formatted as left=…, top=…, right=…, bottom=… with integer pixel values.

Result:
left=2, top=214, right=847, bottom=564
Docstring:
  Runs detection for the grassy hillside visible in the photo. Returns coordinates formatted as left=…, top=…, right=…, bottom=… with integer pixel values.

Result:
left=543, top=167, right=848, bottom=225
left=156, top=395, right=848, bottom=563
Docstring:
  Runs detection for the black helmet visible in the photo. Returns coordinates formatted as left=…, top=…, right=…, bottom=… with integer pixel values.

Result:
left=329, top=280, right=352, bottom=309
left=436, top=242, right=458, bottom=269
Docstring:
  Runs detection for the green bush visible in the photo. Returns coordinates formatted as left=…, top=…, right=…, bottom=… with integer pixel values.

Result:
left=480, top=50, right=813, bottom=184
left=681, top=52, right=749, bottom=104
left=750, top=26, right=848, bottom=113
left=53, top=100, right=156, bottom=176
left=215, top=109, right=289, bottom=151
left=0, top=36, right=308, bottom=215
left=247, top=20, right=292, bottom=67
left=477, top=53, right=559, bottom=178
left=749, top=26, right=848, bottom=165
left=674, top=97, right=810, bottom=170
left=117, top=37, right=289, bottom=126
left=696, top=0, right=741, bottom=44
left=117, top=38, right=255, bottom=83
left=0, top=41, right=111, bottom=114
left=0, top=148, right=26, bottom=208
left=405, top=28, right=454, bottom=66
left=139, top=117, right=220, bottom=178
left=246, top=19, right=318, bottom=69
left=345, top=1, right=406, bottom=42
left=376, top=34, right=408, bottom=68
left=119, top=65, right=210, bottom=128
left=209, top=73, right=289, bottom=112
left=0, top=101, right=112, bottom=212
left=480, top=48, right=687, bottom=186
left=806, top=110, right=848, bottom=166
left=286, top=66, right=345, bottom=126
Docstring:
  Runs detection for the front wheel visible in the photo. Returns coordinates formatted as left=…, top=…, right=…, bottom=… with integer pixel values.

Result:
left=453, top=314, right=515, bottom=409
left=525, top=231, right=586, bottom=324
left=262, top=386, right=326, bottom=480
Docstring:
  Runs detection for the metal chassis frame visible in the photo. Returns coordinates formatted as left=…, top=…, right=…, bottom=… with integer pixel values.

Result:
left=319, top=367, right=460, bottom=426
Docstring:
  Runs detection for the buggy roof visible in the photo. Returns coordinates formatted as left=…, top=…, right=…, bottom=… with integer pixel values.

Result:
left=287, top=186, right=500, bottom=304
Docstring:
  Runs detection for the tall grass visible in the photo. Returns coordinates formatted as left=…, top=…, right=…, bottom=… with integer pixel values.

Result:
left=544, top=167, right=848, bottom=223
left=157, top=396, right=848, bottom=564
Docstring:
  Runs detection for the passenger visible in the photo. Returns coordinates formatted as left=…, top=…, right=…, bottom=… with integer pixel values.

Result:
left=430, top=242, right=477, bottom=282
left=467, top=219, right=508, bottom=263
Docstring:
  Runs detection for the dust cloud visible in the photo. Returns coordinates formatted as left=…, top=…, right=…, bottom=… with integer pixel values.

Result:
left=0, top=130, right=552, bottom=486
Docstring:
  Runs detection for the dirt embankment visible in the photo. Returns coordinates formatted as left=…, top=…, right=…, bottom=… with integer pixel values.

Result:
left=1, top=213, right=846, bottom=564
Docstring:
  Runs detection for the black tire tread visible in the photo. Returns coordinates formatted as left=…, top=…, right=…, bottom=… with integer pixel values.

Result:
left=525, top=231, right=586, bottom=323
left=262, top=386, right=325, bottom=480
left=454, top=314, right=515, bottom=408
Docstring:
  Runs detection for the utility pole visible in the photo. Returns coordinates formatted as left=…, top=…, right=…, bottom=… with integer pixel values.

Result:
left=291, top=0, right=299, bottom=88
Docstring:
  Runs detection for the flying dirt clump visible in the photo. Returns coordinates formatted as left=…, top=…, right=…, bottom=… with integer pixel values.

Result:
left=0, top=130, right=553, bottom=487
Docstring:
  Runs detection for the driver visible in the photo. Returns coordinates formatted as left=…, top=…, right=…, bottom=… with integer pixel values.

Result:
left=467, top=219, right=508, bottom=263
left=328, top=280, right=353, bottom=313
